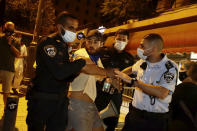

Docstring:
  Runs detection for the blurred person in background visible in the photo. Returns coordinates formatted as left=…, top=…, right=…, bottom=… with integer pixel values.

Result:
left=0, top=21, right=20, bottom=108
left=178, top=60, right=191, bottom=82
left=12, top=34, right=27, bottom=95
left=169, top=61, right=197, bottom=131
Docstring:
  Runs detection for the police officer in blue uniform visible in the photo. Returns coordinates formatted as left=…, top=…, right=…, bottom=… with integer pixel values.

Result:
left=26, top=12, right=86, bottom=131
left=115, top=33, right=178, bottom=131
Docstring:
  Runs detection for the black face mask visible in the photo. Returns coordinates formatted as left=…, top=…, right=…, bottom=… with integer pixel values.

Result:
left=179, top=72, right=187, bottom=81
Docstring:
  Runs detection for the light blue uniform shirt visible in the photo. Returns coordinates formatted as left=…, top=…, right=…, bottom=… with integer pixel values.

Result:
left=132, top=55, right=178, bottom=113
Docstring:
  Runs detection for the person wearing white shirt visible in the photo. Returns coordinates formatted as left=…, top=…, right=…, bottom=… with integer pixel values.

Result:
left=67, top=30, right=116, bottom=131
left=115, top=33, right=178, bottom=131
left=12, top=38, right=27, bottom=94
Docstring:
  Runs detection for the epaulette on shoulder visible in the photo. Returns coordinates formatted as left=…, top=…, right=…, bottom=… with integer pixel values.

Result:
left=140, top=62, right=147, bottom=70
left=38, top=36, right=50, bottom=45
left=165, top=61, right=174, bottom=70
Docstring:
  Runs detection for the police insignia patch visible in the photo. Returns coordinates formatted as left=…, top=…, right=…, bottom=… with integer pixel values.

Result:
left=164, top=72, right=174, bottom=83
left=44, top=45, right=57, bottom=57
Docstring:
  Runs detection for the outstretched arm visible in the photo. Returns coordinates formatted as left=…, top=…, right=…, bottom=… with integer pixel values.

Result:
left=115, top=70, right=170, bottom=99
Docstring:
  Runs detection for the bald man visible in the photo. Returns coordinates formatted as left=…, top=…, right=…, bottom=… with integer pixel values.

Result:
left=0, top=21, right=20, bottom=107
left=116, top=34, right=178, bottom=131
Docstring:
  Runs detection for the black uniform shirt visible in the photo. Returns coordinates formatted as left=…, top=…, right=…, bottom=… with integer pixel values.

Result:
left=98, top=46, right=134, bottom=71
left=33, top=33, right=86, bottom=94
left=170, top=82, right=197, bottom=120
left=0, top=34, right=20, bottom=72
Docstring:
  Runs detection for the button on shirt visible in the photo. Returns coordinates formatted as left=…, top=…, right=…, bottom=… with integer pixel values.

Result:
left=132, top=55, right=178, bottom=113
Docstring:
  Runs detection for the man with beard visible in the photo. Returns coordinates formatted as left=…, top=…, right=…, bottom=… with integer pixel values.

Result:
left=67, top=30, right=116, bottom=131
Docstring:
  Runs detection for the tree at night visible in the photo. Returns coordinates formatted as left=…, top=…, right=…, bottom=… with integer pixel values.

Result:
left=100, top=0, right=159, bottom=26
left=4, top=0, right=56, bottom=35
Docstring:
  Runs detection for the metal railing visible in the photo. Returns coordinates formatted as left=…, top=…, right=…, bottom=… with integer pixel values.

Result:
left=121, top=87, right=135, bottom=107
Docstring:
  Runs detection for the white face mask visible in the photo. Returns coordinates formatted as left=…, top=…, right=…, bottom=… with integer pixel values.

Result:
left=114, top=40, right=127, bottom=51
left=137, top=47, right=153, bottom=60
left=137, top=48, right=147, bottom=60
left=61, top=29, right=76, bottom=43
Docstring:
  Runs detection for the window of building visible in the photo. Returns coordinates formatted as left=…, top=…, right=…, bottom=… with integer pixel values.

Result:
left=85, top=9, right=89, bottom=15
left=75, top=6, right=79, bottom=11
left=96, top=3, right=100, bottom=8
left=86, top=0, right=90, bottom=5
left=83, top=19, right=87, bottom=24
left=65, top=3, right=70, bottom=9
left=191, top=52, right=197, bottom=61
left=94, top=12, right=98, bottom=17
left=54, top=0, right=58, bottom=5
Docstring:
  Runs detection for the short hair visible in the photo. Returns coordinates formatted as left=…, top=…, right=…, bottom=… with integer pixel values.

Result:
left=187, top=62, right=197, bottom=82
left=115, top=29, right=129, bottom=38
left=143, top=33, right=164, bottom=51
left=55, top=11, right=78, bottom=26
left=86, top=30, right=103, bottom=42
left=4, top=21, right=15, bottom=29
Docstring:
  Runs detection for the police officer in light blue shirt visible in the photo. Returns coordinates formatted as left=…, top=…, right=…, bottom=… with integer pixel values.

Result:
left=115, top=33, right=178, bottom=131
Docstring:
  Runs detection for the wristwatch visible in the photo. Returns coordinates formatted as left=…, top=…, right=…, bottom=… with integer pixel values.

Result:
left=130, top=77, right=137, bottom=86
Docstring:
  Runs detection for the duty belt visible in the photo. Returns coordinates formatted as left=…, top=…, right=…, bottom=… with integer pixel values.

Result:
left=131, top=106, right=169, bottom=119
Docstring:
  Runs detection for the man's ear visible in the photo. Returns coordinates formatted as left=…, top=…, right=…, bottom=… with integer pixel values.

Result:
left=151, top=46, right=156, bottom=53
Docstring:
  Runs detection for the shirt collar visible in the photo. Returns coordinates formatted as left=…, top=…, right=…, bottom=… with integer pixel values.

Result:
left=146, top=53, right=167, bottom=67
left=54, top=33, right=65, bottom=43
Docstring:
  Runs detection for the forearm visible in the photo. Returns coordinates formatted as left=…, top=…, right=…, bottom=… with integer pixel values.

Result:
left=115, top=70, right=170, bottom=99
left=81, top=64, right=107, bottom=76
left=122, top=66, right=132, bottom=75
left=135, top=81, right=169, bottom=99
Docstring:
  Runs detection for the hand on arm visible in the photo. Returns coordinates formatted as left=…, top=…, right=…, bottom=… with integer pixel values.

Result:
left=7, top=36, right=20, bottom=57
left=122, top=66, right=133, bottom=75
left=81, top=64, right=116, bottom=78
left=75, top=56, right=94, bottom=65
left=115, top=70, right=169, bottom=99
left=111, top=78, right=122, bottom=93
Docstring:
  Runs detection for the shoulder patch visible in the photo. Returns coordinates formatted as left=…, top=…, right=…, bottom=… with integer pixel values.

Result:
left=44, top=45, right=57, bottom=57
left=164, top=72, right=174, bottom=83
